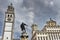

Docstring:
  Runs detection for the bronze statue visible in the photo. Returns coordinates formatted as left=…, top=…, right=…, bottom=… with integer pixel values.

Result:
left=20, top=22, right=28, bottom=32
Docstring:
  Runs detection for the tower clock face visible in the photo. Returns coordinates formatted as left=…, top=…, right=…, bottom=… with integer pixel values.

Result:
left=6, top=14, right=14, bottom=22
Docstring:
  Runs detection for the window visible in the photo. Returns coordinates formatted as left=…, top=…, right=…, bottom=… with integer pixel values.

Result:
left=59, top=36, right=60, bottom=39
left=41, top=37, right=42, bottom=40
left=46, top=37, right=48, bottom=40
left=8, top=15, right=9, bottom=17
left=49, top=35, right=51, bottom=40
left=8, top=14, right=12, bottom=18
left=6, top=37, right=8, bottom=39
left=43, top=37, right=45, bottom=40
left=38, top=37, right=40, bottom=40
left=10, top=15, right=12, bottom=17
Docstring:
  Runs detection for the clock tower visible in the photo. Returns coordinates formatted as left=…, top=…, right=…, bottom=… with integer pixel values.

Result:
left=2, top=3, right=15, bottom=40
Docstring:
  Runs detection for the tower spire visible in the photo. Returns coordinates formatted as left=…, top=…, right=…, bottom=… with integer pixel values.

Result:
left=7, top=3, right=14, bottom=13
left=50, top=18, right=52, bottom=21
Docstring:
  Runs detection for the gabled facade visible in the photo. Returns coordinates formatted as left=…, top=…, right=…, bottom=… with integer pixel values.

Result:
left=31, top=18, right=60, bottom=40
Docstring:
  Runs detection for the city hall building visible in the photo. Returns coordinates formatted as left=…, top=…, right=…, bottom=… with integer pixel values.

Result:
left=31, top=18, right=60, bottom=40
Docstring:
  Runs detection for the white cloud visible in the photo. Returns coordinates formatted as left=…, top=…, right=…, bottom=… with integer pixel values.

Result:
left=13, top=5, right=34, bottom=34
left=50, top=1, right=54, bottom=6
left=0, top=6, right=6, bottom=14
left=0, top=36, right=2, bottom=40
left=44, top=0, right=54, bottom=7
left=9, top=0, right=23, bottom=4
left=0, top=36, right=2, bottom=38
left=28, top=12, right=34, bottom=19
left=56, top=10, right=60, bottom=24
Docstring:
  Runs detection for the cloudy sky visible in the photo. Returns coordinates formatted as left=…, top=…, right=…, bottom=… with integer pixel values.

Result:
left=0, top=0, right=60, bottom=40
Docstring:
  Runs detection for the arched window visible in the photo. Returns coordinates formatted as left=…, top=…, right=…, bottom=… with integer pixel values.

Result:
left=38, top=37, right=40, bottom=40
left=6, top=37, right=8, bottom=39
left=10, top=15, right=12, bottom=17
left=8, top=15, right=9, bottom=17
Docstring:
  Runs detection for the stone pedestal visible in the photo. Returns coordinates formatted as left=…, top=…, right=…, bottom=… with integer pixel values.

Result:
left=21, top=32, right=28, bottom=40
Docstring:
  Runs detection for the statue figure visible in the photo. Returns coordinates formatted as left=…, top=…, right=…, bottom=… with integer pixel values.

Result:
left=20, top=22, right=28, bottom=32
